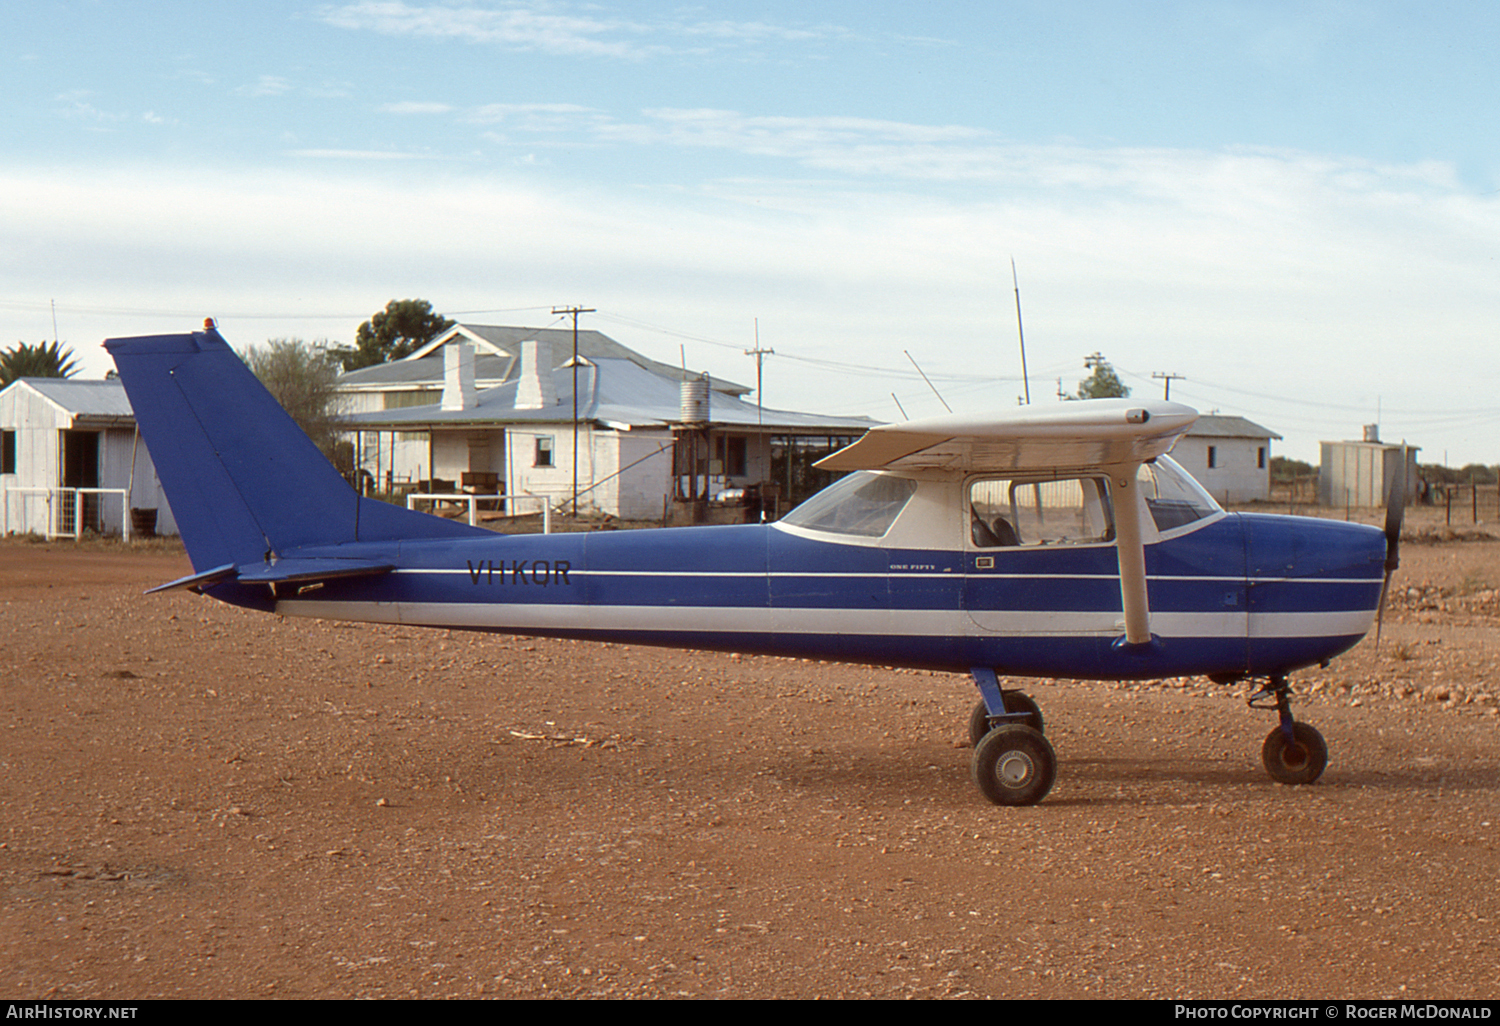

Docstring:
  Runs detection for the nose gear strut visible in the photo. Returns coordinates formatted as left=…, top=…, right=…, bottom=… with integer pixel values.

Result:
left=1248, top=673, right=1329, bottom=785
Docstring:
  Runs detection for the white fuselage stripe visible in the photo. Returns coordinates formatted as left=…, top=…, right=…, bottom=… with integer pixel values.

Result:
left=397, top=568, right=1377, bottom=585
left=275, top=599, right=1375, bottom=639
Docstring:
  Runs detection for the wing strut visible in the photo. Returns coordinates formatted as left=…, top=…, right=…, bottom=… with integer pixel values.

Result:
left=1110, top=463, right=1153, bottom=646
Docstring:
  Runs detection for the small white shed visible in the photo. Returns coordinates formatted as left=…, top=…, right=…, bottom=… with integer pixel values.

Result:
left=1318, top=429, right=1420, bottom=509
left=0, top=378, right=178, bottom=538
left=1172, top=415, right=1281, bottom=504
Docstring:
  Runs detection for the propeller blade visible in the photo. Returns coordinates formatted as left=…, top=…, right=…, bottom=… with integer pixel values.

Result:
left=1374, top=448, right=1408, bottom=647
left=1384, top=450, right=1406, bottom=575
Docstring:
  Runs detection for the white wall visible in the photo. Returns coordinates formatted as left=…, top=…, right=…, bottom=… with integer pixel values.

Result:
left=1172, top=436, right=1272, bottom=504
left=0, top=383, right=179, bottom=537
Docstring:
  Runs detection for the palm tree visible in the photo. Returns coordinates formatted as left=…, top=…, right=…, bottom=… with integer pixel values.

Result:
left=0, top=341, right=80, bottom=387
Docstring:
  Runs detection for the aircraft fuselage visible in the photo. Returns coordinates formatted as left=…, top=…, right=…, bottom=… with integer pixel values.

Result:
left=219, top=509, right=1386, bottom=682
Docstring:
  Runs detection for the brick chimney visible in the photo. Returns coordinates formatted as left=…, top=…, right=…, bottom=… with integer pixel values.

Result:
left=441, top=341, right=477, bottom=411
left=514, top=339, right=556, bottom=410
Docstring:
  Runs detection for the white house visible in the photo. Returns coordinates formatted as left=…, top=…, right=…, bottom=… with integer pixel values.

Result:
left=0, top=378, right=178, bottom=538
left=1172, top=414, right=1281, bottom=504
left=340, top=328, right=876, bottom=521
left=337, top=323, right=756, bottom=414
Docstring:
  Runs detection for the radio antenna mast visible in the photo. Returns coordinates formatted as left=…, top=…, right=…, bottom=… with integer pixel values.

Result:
left=1012, top=258, right=1032, bottom=405
left=904, top=350, right=952, bottom=413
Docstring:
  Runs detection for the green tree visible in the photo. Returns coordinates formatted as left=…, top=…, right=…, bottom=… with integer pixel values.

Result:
left=242, top=339, right=347, bottom=464
left=1076, top=352, right=1130, bottom=399
left=0, top=340, right=80, bottom=387
left=334, top=299, right=454, bottom=372
left=1270, top=455, right=1315, bottom=484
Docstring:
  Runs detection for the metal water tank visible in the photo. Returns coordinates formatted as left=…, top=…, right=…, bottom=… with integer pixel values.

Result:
left=680, top=374, right=711, bottom=423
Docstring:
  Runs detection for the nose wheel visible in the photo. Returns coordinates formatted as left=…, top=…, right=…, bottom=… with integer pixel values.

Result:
left=1262, top=721, right=1328, bottom=785
left=1250, top=675, right=1328, bottom=786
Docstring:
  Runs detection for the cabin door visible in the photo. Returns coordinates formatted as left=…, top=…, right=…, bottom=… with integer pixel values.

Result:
left=962, top=474, right=1123, bottom=635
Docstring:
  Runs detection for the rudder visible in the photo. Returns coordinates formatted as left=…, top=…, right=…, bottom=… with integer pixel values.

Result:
left=106, top=326, right=483, bottom=572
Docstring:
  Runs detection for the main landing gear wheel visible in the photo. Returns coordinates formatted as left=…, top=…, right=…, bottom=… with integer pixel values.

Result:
left=1261, top=721, right=1328, bottom=785
left=972, top=724, right=1056, bottom=806
left=967, top=692, right=1045, bottom=748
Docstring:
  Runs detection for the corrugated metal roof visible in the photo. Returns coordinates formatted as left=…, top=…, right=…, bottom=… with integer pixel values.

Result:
left=11, top=378, right=135, bottom=420
left=1186, top=414, right=1281, bottom=440
left=341, top=324, right=753, bottom=396
left=339, top=352, right=511, bottom=389
left=345, top=357, right=876, bottom=433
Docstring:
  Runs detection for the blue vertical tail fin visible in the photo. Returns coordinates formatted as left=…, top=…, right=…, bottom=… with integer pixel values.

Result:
left=106, top=326, right=484, bottom=572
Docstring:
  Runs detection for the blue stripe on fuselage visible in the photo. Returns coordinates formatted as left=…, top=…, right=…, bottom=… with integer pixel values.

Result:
left=218, top=509, right=1386, bottom=680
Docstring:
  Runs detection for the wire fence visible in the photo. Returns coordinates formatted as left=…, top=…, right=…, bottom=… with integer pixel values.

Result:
left=1268, top=476, right=1500, bottom=524
left=1424, top=482, right=1500, bottom=525
left=2, top=487, right=133, bottom=539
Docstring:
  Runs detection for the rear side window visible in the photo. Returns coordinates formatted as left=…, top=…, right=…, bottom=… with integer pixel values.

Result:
left=782, top=471, right=918, bottom=537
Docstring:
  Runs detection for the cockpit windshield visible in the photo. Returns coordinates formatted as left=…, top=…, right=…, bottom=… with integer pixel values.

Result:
left=781, top=471, right=918, bottom=538
left=1139, top=456, right=1222, bottom=532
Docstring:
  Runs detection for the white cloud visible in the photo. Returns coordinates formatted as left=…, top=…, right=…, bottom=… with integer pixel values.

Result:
left=52, top=91, right=174, bottom=128
left=463, top=102, right=604, bottom=132
left=235, top=75, right=294, bottom=97
left=672, top=19, right=842, bottom=44
left=284, top=149, right=439, bottom=160
left=315, top=1, right=856, bottom=59
left=4, top=142, right=1498, bottom=461
left=382, top=101, right=455, bottom=114
left=316, top=1, right=655, bottom=58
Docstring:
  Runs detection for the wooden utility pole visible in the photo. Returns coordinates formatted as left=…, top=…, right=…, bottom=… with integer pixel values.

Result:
left=745, top=319, right=774, bottom=522
left=552, top=305, right=595, bottom=515
left=1152, top=371, right=1185, bottom=400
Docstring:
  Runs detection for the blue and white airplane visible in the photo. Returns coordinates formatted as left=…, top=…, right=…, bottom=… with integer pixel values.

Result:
left=105, top=325, right=1400, bottom=806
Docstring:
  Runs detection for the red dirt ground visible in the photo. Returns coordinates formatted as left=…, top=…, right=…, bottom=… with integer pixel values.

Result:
left=2, top=516, right=1498, bottom=999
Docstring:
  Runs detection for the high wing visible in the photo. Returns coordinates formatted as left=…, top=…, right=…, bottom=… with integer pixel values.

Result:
left=817, top=399, right=1199, bottom=647
left=815, top=399, right=1198, bottom=475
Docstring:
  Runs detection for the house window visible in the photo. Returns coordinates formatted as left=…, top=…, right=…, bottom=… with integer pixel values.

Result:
left=717, top=435, right=748, bottom=477
left=1, top=430, right=15, bottom=475
left=534, top=435, right=555, bottom=467
left=1258, top=447, right=1266, bottom=470
left=1207, top=446, right=1218, bottom=469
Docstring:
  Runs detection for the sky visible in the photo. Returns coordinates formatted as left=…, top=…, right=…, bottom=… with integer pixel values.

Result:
left=5, top=0, right=1500, bottom=466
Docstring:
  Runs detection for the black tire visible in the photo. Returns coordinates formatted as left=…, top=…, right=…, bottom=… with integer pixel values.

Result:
left=972, top=724, right=1057, bottom=806
left=1261, top=722, right=1328, bottom=785
left=967, top=692, right=1045, bottom=748
left=1003, top=691, right=1044, bottom=734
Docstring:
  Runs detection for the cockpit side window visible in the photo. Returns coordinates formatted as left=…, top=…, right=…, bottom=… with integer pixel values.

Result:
left=781, top=471, right=918, bottom=538
left=968, top=476, right=1113, bottom=548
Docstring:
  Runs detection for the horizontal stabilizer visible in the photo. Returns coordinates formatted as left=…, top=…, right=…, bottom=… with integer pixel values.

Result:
left=234, top=558, right=395, bottom=585
left=145, top=563, right=238, bottom=595
left=146, top=558, right=394, bottom=594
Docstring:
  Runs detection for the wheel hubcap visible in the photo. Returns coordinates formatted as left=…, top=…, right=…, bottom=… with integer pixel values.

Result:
left=997, top=750, right=1035, bottom=787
